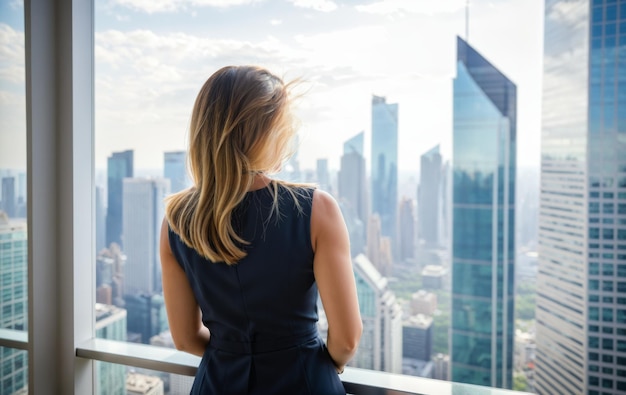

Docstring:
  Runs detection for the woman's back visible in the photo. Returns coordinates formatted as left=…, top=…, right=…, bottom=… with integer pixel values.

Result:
left=167, top=183, right=345, bottom=394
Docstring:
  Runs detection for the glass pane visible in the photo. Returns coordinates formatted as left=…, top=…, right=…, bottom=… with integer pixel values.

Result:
left=96, top=362, right=192, bottom=395
left=93, top=0, right=543, bottom=392
left=0, top=347, right=27, bottom=395
left=0, top=2, right=28, bottom=393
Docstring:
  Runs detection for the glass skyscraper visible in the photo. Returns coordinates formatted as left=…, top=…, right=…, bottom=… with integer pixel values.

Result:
left=451, top=36, right=516, bottom=389
left=371, top=96, right=398, bottom=241
left=535, top=1, right=626, bottom=394
left=106, top=150, right=134, bottom=249
left=164, top=150, right=189, bottom=194
left=0, top=213, right=28, bottom=394
left=418, top=144, right=443, bottom=248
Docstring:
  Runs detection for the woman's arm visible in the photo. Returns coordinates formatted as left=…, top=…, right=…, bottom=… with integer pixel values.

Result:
left=311, top=190, right=362, bottom=372
left=159, top=218, right=210, bottom=357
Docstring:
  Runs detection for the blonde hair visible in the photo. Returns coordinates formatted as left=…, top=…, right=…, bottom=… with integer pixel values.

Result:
left=166, top=66, right=301, bottom=264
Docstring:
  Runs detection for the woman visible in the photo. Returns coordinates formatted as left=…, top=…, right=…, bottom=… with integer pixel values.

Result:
left=160, top=65, right=362, bottom=394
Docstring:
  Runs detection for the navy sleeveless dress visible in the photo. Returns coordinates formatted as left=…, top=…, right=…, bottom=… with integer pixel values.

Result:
left=168, top=184, right=345, bottom=394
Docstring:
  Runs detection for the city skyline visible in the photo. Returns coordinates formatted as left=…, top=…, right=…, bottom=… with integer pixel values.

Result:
left=0, top=0, right=543, bottom=173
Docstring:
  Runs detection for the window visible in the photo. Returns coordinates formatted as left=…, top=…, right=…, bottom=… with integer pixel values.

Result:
left=3, top=0, right=623, bottom=394
left=0, top=1, right=28, bottom=394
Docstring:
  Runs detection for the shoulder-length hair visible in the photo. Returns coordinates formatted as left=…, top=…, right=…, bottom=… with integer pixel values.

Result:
left=165, top=65, right=302, bottom=264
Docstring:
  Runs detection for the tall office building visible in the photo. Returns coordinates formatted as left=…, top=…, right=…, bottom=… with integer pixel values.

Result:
left=96, top=244, right=126, bottom=307
left=316, top=158, right=330, bottom=192
left=0, top=211, right=28, bottom=394
left=418, top=145, right=443, bottom=247
left=124, top=293, right=168, bottom=345
left=398, top=197, right=416, bottom=262
left=96, top=185, right=106, bottom=253
left=339, top=132, right=368, bottom=256
left=163, top=151, right=189, bottom=194
left=371, top=96, right=398, bottom=242
left=535, top=2, right=626, bottom=394
left=122, top=177, right=170, bottom=295
left=451, top=36, right=516, bottom=388
left=1, top=177, right=15, bottom=218
left=106, top=150, right=134, bottom=248
left=352, top=254, right=403, bottom=373
left=367, top=214, right=382, bottom=272
left=403, top=314, right=433, bottom=362
left=95, top=303, right=127, bottom=395
left=344, top=130, right=364, bottom=156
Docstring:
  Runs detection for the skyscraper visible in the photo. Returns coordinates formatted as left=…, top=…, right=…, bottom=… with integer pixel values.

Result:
left=352, top=254, right=403, bottom=373
left=95, top=303, right=127, bottom=395
left=371, top=96, right=398, bottom=242
left=535, top=2, right=626, bottom=394
left=0, top=211, right=27, bottom=394
left=163, top=151, right=189, bottom=194
left=398, top=197, right=416, bottom=262
left=316, top=158, right=330, bottom=192
left=339, top=131, right=368, bottom=256
left=451, top=36, right=516, bottom=389
left=1, top=177, right=15, bottom=218
left=343, top=130, right=364, bottom=156
left=96, top=185, right=106, bottom=253
left=106, top=150, right=134, bottom=248
left=122, top=178, right=170, bottom=296
left=418, top=145, right=443, bottom=247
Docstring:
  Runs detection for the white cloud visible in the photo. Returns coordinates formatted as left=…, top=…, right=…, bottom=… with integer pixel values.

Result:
left=0, top=24, right=25, bottom=84
left=270, top=19, right=283, bottom=25
left=112, top=0, right=263, bottom=13
left=356, top=0, right=465, bottom=16
left=289, top=0, right=338, bottom=12
left=9, top=0, right=23, bottom=10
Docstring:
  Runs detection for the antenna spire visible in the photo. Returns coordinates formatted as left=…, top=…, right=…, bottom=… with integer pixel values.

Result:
left=465, top=0, right=469, bottom=42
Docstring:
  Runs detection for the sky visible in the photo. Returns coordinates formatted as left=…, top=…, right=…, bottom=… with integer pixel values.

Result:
left=0, top=0, right=544, bottom=172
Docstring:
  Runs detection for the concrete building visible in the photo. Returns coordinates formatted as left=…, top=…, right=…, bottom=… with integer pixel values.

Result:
left=410, top=290, right=437, bottom=316
left=351, top=254, right=403, bottom=373
left=126, top=372, right=164, bottom=395
left=421, top=265, right=447, bottom=290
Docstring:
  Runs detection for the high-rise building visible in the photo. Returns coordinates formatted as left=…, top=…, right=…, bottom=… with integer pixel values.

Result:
left=535, top=2, right=626, bottom=394
left=410, top=290, right=437, bottom=316
left=96, top=244, right=126, bottom=307
left=316, top=158, right=330, bottom=192
left=418, top=145, right=443, bottom=247
left=343, top=130, right=364, bottom=156
left=371, top=95, right=398, bottom=243
left=124, top=293, right=168, bottom=345
left=96, top=185, right=106, bottom=253
left=339, top=131, right=368, bottom=256
left=122, top=178, right=170, bottom=296
left=95, top=303, right=127, bottom=395
left=432, top=353, right=450, bottom=381
left=351, top=254, right=403, bottom=373
left=0, top=211, right=28, bottom=394
left=398, top=197, right=415, bottom=262
left=367, top=214, right=382, bottom=271
left=163, top=151, right=189, bottom=194
left=451, top=36, right=516, bottom=389
left=403, top=314, right=433, bottom=362
left=106, top=150, right=134, bottom=248
left=2, top=177, right=16, bottom=218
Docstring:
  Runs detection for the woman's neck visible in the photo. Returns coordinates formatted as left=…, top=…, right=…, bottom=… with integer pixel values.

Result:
left=248, top=173, right=271, bottom=191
